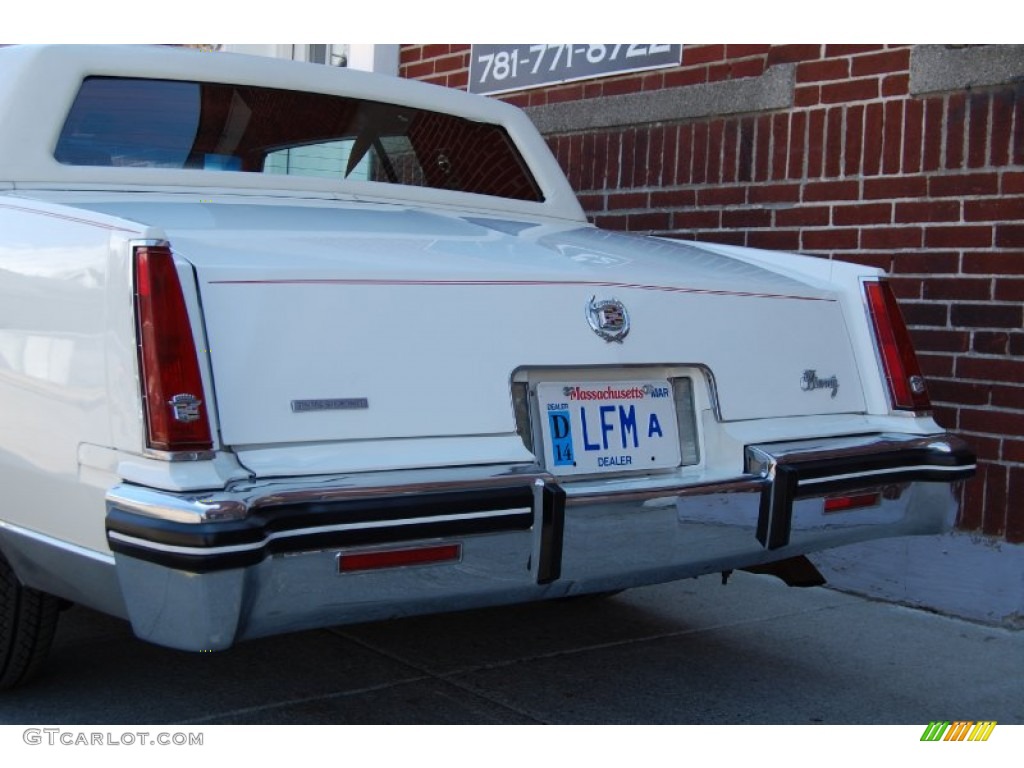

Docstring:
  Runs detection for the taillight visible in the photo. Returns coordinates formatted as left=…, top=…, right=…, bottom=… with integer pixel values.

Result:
left=134, top=245, right=213, bottom=452
left=864, top=280, right=931, bottom=412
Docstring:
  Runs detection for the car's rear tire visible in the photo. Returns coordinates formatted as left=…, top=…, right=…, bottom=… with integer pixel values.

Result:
left=0, top=551, right=61, bottom=690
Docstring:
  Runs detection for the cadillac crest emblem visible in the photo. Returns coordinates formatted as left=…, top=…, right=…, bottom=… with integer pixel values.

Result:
left=586, top=296, right=630, bottom=343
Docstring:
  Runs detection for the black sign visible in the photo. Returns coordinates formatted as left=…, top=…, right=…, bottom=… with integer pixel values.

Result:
left=468, top=44, right=683, bottom=96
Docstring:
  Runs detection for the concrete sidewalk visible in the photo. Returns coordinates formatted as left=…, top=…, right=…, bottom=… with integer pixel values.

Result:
left=0, top=570, right=1020, bottom=724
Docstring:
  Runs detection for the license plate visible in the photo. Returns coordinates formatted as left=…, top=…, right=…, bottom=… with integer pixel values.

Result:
left=536, top=380, right=681, bottom=476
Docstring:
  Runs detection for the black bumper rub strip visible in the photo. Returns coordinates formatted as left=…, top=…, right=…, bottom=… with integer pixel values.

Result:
left=107, top=484, right=536, bottom=573
left=537, top=483, right=566, bottom=585
left=752, top=433, right=976, bottom=550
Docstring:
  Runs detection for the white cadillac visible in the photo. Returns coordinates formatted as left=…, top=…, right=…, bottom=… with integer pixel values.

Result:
left=0, top=45, right=975, bottom=688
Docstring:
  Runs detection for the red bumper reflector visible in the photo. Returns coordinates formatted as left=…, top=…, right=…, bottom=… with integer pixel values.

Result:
left=824, top=493, right=881, bottom=513
left=338, top=544, right=462, bottom=572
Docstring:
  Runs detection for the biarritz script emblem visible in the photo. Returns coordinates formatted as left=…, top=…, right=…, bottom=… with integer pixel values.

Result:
left=800, top=370, right=839, bottom=399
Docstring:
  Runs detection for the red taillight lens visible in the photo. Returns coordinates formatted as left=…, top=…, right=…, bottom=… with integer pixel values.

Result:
left=338, top=544, right=462, bottom=573
left=864, top=280, right=931, bottom=412
left=134, top=245, right=212, bottom=452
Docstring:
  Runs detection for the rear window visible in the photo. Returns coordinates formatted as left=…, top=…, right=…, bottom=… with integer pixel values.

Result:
left=54, top=77, right=544, bottom=202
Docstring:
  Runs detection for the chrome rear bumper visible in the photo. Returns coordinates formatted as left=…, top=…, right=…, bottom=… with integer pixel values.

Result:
left=99, top=432, right=974, bottom=651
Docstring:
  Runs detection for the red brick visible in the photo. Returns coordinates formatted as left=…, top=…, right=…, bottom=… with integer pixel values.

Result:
left=951, top=303, right=1024, bottom=330
left=821, top=77, right=880, bottom=104
left=864, top=175, right=929, bottom=199
left=649, top=189, right=696, bottom=208
left=891, top=251, right=960, bottom=274
left=694, top=230, right=745, bottom=246
left=910, top=328, right=970, bottom=352
left=502, top=93, right=530, bottom=108
left=918, top=353, right=955, bottom=378
left=802, top=228, right=859, bottom=250
left=547, top=84, right=584, bottom=104
left=422, top=44, right=451, bottom=59
left=684, top=45, right=726, bottom=65
left=825, top=107, right=843, bottom=178
left=982, top=463, right=1008, bottom=536
left=890, top=277, right=923, bottom=299
left=579, top=133, right=596, bottom=190
left=749, top=183, right=801, bottom=204
left=962, top=251, right=1024, bottom=275
left=630, top=128, right=648, bottom=188
left=1008, top=468, right=1024, bottom=543
left=807, top=109, right=825, bottom=177
left=833, top=203, right=892, bottom=225
left=642, top=71, right=665, bottom=91
left=722, top=208, right=772, bottom=228
left=958, top=471, right=984, bottom=530
left=922, top=277, right=992, bottom=301
left=399, top=45, right=424, bottom=64
left=662, top=126, right=679, bottom=187
left=602, top=76, right=643, bottom=97
left=608, top=192, right=648, bottom=210
left=446, top=70, right=469, bottom=90
left=697, top=186, right=746, bottom=206
left=677, top=125, right=694, bottom=185
left=707, top=119, right=725, bottom=184
left=404, top=60, right=434, bottom=79
left=771, top=113, right=789, bottom=179
left=738, top=118, right=755, bottom=182
left=862, top=226, right=922, bottom=249
left=646, top=126, right=663, bottom=187
left=433, top=52, right=467, bottom=73
left=576, top=193, right=603, bottom=213
left=1004, top=440, right=1024, bottom=463
left=747, top=230, right=801, bottom=250
left=673, top=209, right=720, bottom=229
left=767, top=44, right=822, bottom=65
left=928, top=173, right=999, bottom=197
left=901, top=301, right=948, bottom=327
left=841, top=253, right=893, bottom=271
left=901, top=99, right=924, bottom=175
left=797, top=58, right=850, bottom=83
left=628, top=212, right=670, bottom=231
left=825, top=45, right=885, bottom=57
left=1001, top=78, right=1024, bottom=157
left=882, top=73, right=910, bottom=97
left=863, top=102, right=883, bottom=176
left=922, top=96, right=944, bottom=172
left=788, top=111, right=806, bottom=179
left=722, top=119, right=739, bottom=183
left=754, top=115, right=771, bottom=182
left=991, top=384, right=1024, bottom=410
left=964, top=197, right=1024, bottom=221
left=927, top=377, right=990, bottom=403
left=968, top=93, right=990, bottom=169
left=776, top=206, right=830, bottom=227
left=664, top=67, right=708, bottom=88
left=594, top=215, right=628, bottom=231
left=996, top=225, right=1024, bottom=247
left=1011, top=333, right=1024, bottom=355
left=995, top=278, right=1024, bottom=301
left=883, top=100, right=904, bottom=174
left=794, top=85, right=820, bottom=108
left=803, top=180, right=860, bottom=202
left=924, top=226, right=993, bottom=248
left=973, top=331, right=1010, bottom=354
left=930, top=404, right=958, bottom=430
left=945, top=93, right=967, bottom=169
left=894, top=200, right=961, bottom=223
left=845, top=104, right=865, bottom=177
left=851, top=48, right=911, bottom=77
left=726, top=44, right=772, bottom=58
left=1003, top=172, right=1024, bottom=194
left=692, top=122, right=709, bottom=184
left=990, top=89, right=1014, bottom=167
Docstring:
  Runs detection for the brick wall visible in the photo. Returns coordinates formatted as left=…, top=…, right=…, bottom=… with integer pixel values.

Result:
left=400, top=44, right=1024, bottom=543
